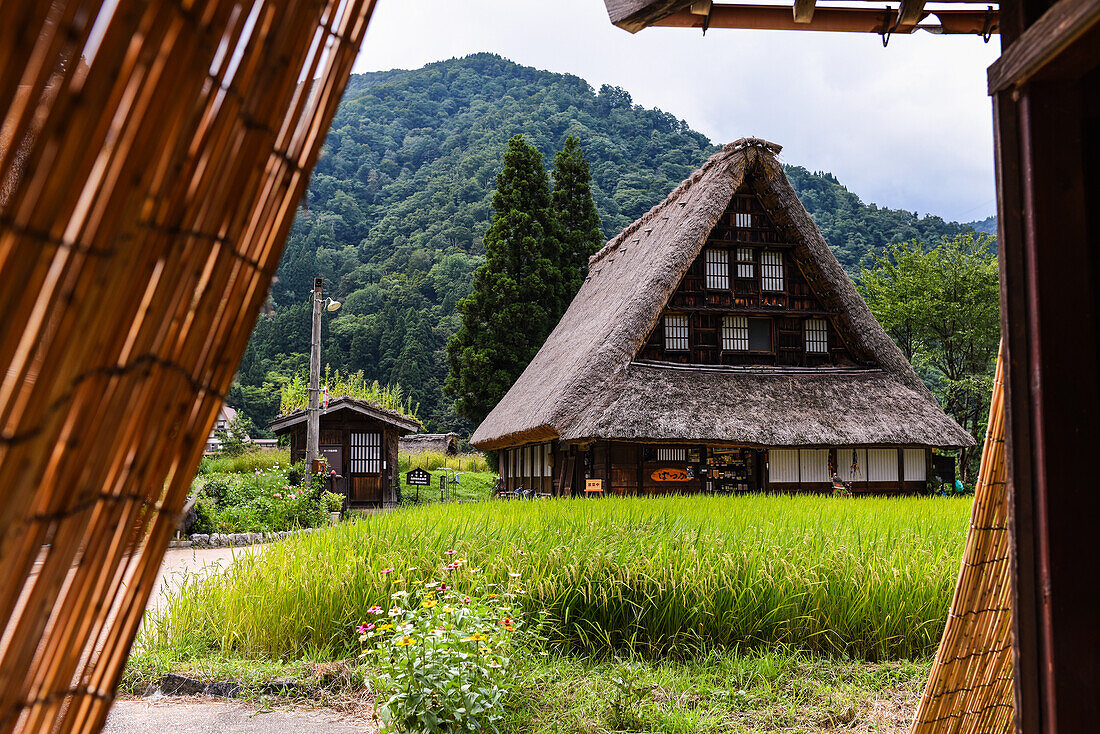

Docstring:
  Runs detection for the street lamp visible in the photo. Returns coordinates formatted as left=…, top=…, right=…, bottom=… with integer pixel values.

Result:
left=305, top=277, right=341, bottom=487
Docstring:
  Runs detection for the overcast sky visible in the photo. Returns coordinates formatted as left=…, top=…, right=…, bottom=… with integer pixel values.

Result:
left=353, top=1, right=1000, bottom=223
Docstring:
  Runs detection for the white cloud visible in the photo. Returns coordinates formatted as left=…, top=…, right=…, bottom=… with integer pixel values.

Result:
left=354, top=0, right=999, bottom=222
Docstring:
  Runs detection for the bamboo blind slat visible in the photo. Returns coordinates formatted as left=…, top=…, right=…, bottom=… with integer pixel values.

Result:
left=910, top=343, right=1014, bottom=734
left=0, top=1, right=377, bottom=732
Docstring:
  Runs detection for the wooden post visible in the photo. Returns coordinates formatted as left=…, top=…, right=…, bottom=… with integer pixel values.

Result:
left=305, top=277, right=323, bottom=487
left=989, top=1, right=1100, bottom=726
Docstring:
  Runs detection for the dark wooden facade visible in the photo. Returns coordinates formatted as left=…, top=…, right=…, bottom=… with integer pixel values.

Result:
left=638, top=193, right=858, bottom=368
left=498, top=440, right=934, bottom=496
left=271, top=399, right=418, bottom=507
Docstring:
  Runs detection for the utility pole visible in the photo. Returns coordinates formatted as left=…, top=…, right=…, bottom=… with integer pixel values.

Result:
left=305, top=277, right=323, bottom=487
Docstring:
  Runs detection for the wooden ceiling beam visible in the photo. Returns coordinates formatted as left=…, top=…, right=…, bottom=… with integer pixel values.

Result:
left=651, top=5, right=998, bottom=34
left=793, top=0, right=817, bottom=24
left=897, top=0, right=929, bottom=26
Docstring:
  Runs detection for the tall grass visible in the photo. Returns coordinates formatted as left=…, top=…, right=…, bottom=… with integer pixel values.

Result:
left=279, top=368, right=420, bottom=421
left=198, top=448, right=291, bottom=474
left=399, top=450, right=490, bottom=473
left=142, top=495, right=970, bottom=662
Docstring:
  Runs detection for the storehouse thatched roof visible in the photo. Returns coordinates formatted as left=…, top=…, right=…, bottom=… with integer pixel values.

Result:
left=270, top=397, right=422, bottom=435
left=399, top=433, right=460, bottom=455
left=470, top=138, right=974, bottom=450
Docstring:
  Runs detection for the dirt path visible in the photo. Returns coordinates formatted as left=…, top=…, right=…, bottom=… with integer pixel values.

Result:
left=104, top=699, right=376, bottom=734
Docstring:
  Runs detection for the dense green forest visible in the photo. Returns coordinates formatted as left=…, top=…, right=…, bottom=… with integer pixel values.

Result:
left=232, top=53, right=990, bottom=435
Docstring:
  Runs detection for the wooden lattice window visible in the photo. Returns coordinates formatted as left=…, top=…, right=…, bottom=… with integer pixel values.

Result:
left=722, top=315, right=749, bottom=351
left=350, top=431, right=382, bottom=474
left=736, top=247, right=755, bottom=279
left=705, top=249, right=729, bottom=289
left=761, top=251, right=784, bottom=291
left=735, top=212, right=752, bottom=227
left=805, top=318, right=828, bottom=353
left=657, top=447, right=687, bottom=461
left=664, top=314, right=689, bottom=351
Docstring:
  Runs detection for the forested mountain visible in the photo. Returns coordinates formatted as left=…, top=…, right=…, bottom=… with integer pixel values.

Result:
left=232, top=53, right=986, bottom=435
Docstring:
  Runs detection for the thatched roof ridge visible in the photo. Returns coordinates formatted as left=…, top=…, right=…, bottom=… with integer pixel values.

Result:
left=470, top=139, right=973, bottom=450
left=270, top=396, right=422, bottom=434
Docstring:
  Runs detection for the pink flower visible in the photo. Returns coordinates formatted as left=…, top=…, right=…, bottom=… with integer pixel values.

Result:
left=356, top=623, right=375, bottom=634
left=444, top=563, right=459, bottom=571
left=438, top=584, right=450, bottom=592
left=444, top=550, right=457, bottom=555
left=380, top=568, right=394, bottom=575
left=274, top=493, right=282, bottom=499
left=367, top=606, right=383, bottom=614
left=462, top=597, right=472, bottom=604
left=331, top=470, right=337, bottom=475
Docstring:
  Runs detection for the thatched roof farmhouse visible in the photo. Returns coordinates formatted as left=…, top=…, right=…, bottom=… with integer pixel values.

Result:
left=471, top=138, right=972, bottom=496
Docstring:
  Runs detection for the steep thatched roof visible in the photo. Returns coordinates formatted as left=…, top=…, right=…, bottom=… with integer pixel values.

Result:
left=470, top=138, right=974, bottom=451
left=270, top=397, right=422, bottom=435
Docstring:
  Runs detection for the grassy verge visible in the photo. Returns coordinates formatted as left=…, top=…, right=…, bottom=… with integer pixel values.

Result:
left=397, top=468, right=496, bottom=503
left=121, top=647, right=929, bottom=733
left=139, top=495, right=969, bottom=661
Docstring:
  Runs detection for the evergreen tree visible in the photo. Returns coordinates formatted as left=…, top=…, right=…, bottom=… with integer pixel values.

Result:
left=444, top=135, right=562, bottom=426
left=551, top=136, right=604, bottom=316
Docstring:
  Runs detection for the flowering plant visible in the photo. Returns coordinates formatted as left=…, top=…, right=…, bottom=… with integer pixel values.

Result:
left=360, top=553, right=528, bottom=733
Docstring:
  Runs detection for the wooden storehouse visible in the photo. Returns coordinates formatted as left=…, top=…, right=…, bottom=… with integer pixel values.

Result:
left=471, top=138, right=973, bottom=496
left=271, top=397, right=420, bottom=507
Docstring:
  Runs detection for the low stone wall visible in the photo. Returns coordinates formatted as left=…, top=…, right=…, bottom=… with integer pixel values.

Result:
left=171, top=528, right=317, bottom=550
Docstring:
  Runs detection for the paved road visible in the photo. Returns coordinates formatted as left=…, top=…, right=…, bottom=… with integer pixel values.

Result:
left=146, top=546, right=261, bottom=614
left=104, top=700, right=375, bottom=734
left=114, top=546, right=379, bottom=732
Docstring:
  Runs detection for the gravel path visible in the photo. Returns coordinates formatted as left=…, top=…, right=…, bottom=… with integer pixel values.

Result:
left=104, top=699, right=376, bottom=734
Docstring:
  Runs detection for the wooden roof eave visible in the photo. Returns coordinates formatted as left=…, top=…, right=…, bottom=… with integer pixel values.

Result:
left=607, top=1, right=999, bottom=35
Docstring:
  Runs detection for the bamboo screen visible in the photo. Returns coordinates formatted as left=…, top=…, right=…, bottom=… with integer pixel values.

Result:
left=0, top=1, right=376, bottom=732
left=910, top=345, right=1015, bottom=733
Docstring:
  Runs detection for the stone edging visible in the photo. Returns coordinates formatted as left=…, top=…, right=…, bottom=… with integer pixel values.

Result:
left=168, top=527, right=318, bottom=550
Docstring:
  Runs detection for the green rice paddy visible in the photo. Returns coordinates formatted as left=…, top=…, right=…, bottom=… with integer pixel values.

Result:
left=142, top=495, right=970, bottom=662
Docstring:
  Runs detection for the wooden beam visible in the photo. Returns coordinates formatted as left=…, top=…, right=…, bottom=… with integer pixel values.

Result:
left=988, top=0, right=1100, bottom=92
left=897, top=0, right=928, bottom=26
left=652, top=5, right=997, bottom=34
left=793, top=0, right=816, bottom=24
left=604, top=0, right=694, bottom=33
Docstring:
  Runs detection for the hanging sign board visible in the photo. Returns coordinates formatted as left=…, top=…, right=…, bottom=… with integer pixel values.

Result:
left=406, top=468, right=431, bottom=486
left=651, top=468, right=690, bottom=482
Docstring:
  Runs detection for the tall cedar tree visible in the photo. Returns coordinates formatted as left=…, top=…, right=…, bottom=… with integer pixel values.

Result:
left=859, top=233, right=1000, bottom=482
left=445, top=135, right=562, bottom=426
left=551, top=135, right=605, bottom=317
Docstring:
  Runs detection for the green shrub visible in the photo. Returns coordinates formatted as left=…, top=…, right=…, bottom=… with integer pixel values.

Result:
left=362, top=555, right=527, bottom=733
left=202, top=478, right=230, bottom=506
left=189, top=500, right=216, bottom=535
left=322, top=491, right=344, bottom=513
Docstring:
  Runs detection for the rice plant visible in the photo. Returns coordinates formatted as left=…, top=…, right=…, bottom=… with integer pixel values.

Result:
left=142, top=495, right=971, bottom=662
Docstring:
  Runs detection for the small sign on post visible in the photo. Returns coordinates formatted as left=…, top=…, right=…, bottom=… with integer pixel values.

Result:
left=584, top=479, right=604, bottom=495
left=406, top=468, right=431, bottom=486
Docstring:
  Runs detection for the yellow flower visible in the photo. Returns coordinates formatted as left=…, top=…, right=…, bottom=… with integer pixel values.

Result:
left=394, top=636, right=417, bottom=647
left=443, top=606, right=455, bottom=613
left=421, top=599, right=437, bottom=609
left=462, top=632, right=488, bottom=643
left=502, top=625, right=516, bottom=631
left=377, top=623, right=395, bottom=632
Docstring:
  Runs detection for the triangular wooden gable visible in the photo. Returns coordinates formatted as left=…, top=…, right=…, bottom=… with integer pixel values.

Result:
left=637, top=187, right=866, bottom=368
